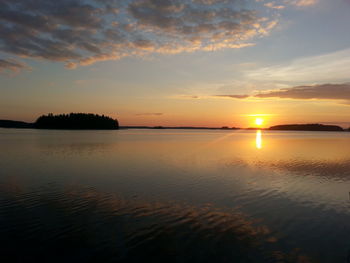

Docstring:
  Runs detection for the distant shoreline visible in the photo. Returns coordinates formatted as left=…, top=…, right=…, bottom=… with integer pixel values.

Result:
left=0, top=120, right=348, bottom=132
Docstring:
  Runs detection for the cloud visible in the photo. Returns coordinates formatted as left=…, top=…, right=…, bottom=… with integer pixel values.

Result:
left=0, top=58, right=30, bottom=73
left=263, top=0, right=317, bottom=9
left=245, top=48, right=350, bottom=84
left=214, top=83, right=350, bottom=103
left=254, top=83, right=350, bottom=100
left=175, top=95, right=202, bottom=99
left=264, top=2, right=286, bottom=9
left=215, top=94, right=250, bottom=99
left=0, top=0, right=281, bottom=69
left=286, top=0, right=318, bottom=7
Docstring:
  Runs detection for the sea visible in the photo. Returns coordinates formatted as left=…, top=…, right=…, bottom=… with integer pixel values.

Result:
left=1, top=128, right=350, bottom=262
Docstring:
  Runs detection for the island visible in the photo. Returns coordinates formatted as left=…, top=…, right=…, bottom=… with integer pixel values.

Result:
left=121, top=126, right=239, bottom=130
left=1, top=117, right=348, bottom=132
left=34, top=113, right=119, bottom=130
left=269, top=124, right=343, bottom=132
left=0, top=120, right=34, bottom=129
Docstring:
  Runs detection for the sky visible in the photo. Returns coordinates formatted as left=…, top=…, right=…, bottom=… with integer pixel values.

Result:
left=1, top=0, right=350, bottom=128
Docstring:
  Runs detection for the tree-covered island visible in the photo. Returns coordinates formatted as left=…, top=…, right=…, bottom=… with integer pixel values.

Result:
left=269, top=124, right=343, bottom=131
left=34, top=113, right=119, bottom=130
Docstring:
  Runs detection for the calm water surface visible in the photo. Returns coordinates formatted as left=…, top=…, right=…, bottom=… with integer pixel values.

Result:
left=1, top=128, right=350, bottom=262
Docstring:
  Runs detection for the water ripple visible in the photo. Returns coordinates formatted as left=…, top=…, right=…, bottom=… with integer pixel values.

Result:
left=0, top=185, right=314, bottom=263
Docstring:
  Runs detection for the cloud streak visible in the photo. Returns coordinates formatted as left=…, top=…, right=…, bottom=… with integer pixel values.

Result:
left=245, top=48, right=350, bottom=84
left=0, top=0, right=282, bottom=69
left=215, top=83, right=350, bottom=103
left=264, top=0, right=317, bottom=9
left=0, top=58, right=30, bottom=73
left=288, top=0, right=318, bottom=7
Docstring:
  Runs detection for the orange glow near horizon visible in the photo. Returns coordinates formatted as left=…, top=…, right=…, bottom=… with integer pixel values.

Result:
left=247, top=114, right=270, bottom=128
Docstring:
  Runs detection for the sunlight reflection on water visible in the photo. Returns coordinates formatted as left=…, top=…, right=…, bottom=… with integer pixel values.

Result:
left=0, top=128, right=350, bottom=262
left=256, top=130, right=262, bottom=149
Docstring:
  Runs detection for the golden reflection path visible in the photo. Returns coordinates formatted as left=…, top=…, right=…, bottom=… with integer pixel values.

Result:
left=256, top=130, right=262, bottom=149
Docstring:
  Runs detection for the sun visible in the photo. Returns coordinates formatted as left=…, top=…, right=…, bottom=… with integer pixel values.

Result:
left=255, top=118, right=264, bottom=126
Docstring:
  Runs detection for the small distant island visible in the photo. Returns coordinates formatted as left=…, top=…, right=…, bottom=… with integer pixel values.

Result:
left=0, top=120, right=34, bottom=129
left=35, top=113, right=119, bottom=130
left=269, top=124, right=343, bottom=132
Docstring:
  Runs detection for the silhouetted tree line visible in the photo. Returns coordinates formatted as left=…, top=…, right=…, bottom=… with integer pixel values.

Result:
left=269, top=124, right=343, bottom=131
left=35, top=113, right=119, bottom=130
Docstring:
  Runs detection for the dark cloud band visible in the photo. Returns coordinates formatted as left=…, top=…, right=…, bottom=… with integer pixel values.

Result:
left=215, top=83, right=350, bottom=102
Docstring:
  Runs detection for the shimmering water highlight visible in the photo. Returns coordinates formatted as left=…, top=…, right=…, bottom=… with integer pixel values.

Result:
left=1, top=129, right=350, bottom=262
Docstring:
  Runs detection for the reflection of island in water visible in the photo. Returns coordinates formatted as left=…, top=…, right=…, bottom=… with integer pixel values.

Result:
left=0, top=184, right=313, bottom=263
left=253, top=123, right=346, bottom=150
left=1, top=128, right=350, bottom=262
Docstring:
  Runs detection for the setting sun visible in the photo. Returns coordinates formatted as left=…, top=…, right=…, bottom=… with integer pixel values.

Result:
left=255, top=118, right=264, bottom=126
left=1, top=0, right=350, bottom=262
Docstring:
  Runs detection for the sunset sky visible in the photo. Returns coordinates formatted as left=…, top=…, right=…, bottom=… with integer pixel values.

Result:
left=1, top=0, right=350, bottom=127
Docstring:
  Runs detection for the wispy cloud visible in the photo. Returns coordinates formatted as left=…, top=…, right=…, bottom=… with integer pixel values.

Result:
left=245, top=48, right=350, bottom=84
left=0, top=0, right=283, bottom=69
left=215, top=94, right=250, bottom=99
left=0, top=58, right=30, bottom=73
left=214, top=83, right=350, bottom=104
left=264, top=2, right=286, bottom=9
left=264, top=0, right=317, bottom=9
left=287, top=0, right=318, bottom=7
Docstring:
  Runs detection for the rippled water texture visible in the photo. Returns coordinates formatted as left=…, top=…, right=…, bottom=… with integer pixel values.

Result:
left=1, top=129, right=350, bottom=262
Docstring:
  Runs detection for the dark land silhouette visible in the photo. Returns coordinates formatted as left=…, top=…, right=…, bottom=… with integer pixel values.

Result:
left=0, top=117, right=348, bottom=132
left=269, top=124, right=343, bottom=131
left=148, top=126, right=239, bottom=130
left=34, top=113, right=119, bottom=130
left=118, top=126, right=240, bottom=130
left=0, top=120, right=33, bottom=128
